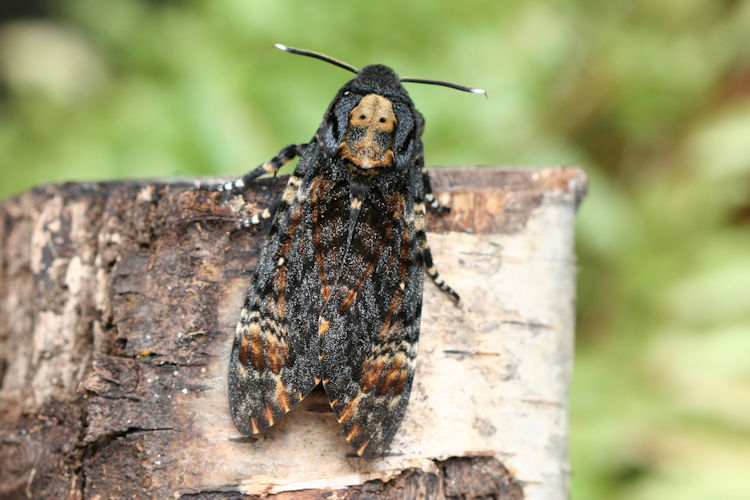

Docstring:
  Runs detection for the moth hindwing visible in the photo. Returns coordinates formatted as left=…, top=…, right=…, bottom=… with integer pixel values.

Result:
left=219, top=46, right=478, bottom=458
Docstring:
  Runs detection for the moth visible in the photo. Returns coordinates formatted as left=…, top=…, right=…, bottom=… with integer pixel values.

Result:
left=219, top=44, right=484, bottom=458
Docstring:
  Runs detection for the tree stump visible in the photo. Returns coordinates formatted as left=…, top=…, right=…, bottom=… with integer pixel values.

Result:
left=0, top=166, right=587, bottom=499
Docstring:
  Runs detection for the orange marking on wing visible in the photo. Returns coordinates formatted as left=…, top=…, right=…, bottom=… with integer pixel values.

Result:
left=277, top=202, right=304, bottom=265
left=359, top=357, right=373, bottom=387
left=266, top=335, right=284, bottom=374
left=338, top=261, right=376, bottom=313
left=357, top=440, right=371, bottom=456
left=346, top=423, right=362, bottom=441
left=339, top=289, right=357, bottom=311
left=279, top=236, right=293, bottom=258
left=394, top=364, right=409, bottom=394
left=311, top=175, right=332, bottom=292
left=249, top=323, right=264, bottom=371
left=309, top=173, right=327, bottom=205
left=276, top=382, right=291, bottom=412
left=338, top=393, right=362, bottom=424
left=398, top=228, right=412, bottom=280
left=264, top=404, right=275, bottom=426
left=276, top=266, right=286, bottom=319
left=361, top=358, right=372, bottom=373
left=377, top=353, right=406, bottom=395
left=282, top=340, right=290, bottom=365
left=250, top=417, right=260, bottom=434
left=318, top=319, right=330, bottom=337
left=386, top=192, right=405, bottom=221
left=361, top=358, right=385, bottom=392
left=374, top=224, right=412, bottom=339
left=378, top=290, right=403, bottom=339
left=238, top=334, right=250, bottom=364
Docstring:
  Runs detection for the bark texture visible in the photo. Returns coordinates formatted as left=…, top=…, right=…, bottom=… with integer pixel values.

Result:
left=0, top=167, right=586, bottom=499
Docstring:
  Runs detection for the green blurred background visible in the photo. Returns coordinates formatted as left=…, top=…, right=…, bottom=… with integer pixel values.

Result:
left=1, top=1, right=749, bottom=498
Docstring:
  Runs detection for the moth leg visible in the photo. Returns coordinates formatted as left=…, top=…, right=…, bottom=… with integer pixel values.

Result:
left=210, top=143, right=308, bottom=195
left=228, top=206, right=275, bottom=237
left=422, top=167, right=450, bottom=213
left=422, top=239, right=460, bottom=302
left=415, top=198, right=460, bottom=302
left=228, top=143, right=313, bottom=236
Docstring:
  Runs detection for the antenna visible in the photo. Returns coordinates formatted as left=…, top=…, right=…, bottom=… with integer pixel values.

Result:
left=399, top=77, right=486, bottom=97
left=274, top=44, right=485, bottom=97
left=274, top=44, right=359, bottom=75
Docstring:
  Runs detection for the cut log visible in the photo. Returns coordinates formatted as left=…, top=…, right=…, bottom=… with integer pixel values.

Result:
left=0, top=166, right=586, bottom=499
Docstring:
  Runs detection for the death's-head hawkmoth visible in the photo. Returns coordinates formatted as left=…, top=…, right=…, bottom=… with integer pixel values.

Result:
left=218, top=44, right=484, bottom=458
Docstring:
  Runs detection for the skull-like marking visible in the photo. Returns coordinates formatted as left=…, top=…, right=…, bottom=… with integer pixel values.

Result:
left=337, top=93, right=397, bottom=169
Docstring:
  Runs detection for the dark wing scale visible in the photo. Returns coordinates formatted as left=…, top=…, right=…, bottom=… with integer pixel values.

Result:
left=320, top=166, right=424, bottom=458
left=309, top=157, right=352, bottom=307
left=228, top=144, right=326, bottom=435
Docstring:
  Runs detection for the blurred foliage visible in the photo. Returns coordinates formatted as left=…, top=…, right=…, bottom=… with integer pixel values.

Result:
left=1, top=1, right=749, bottom=498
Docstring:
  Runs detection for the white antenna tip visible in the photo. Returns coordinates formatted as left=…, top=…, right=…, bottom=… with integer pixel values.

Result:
left=470, top=88, right=487, bottom=95
left=274, top=43, right=289, bottom=51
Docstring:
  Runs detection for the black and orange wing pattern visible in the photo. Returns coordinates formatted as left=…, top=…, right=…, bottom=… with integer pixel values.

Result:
left=223, top=46, right=477, bottom=457
left=319, top=164, right=426, bottom=458
left=227, top=147, right=325, bottom=434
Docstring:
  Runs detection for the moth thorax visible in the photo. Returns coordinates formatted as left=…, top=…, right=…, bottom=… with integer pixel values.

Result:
left=337, top=93, right=397, bottom=171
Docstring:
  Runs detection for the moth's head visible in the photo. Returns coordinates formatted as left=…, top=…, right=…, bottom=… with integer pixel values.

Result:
left=273, top=44, right=484, bottom=171
left=332, top=65, right=416, bottom=172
